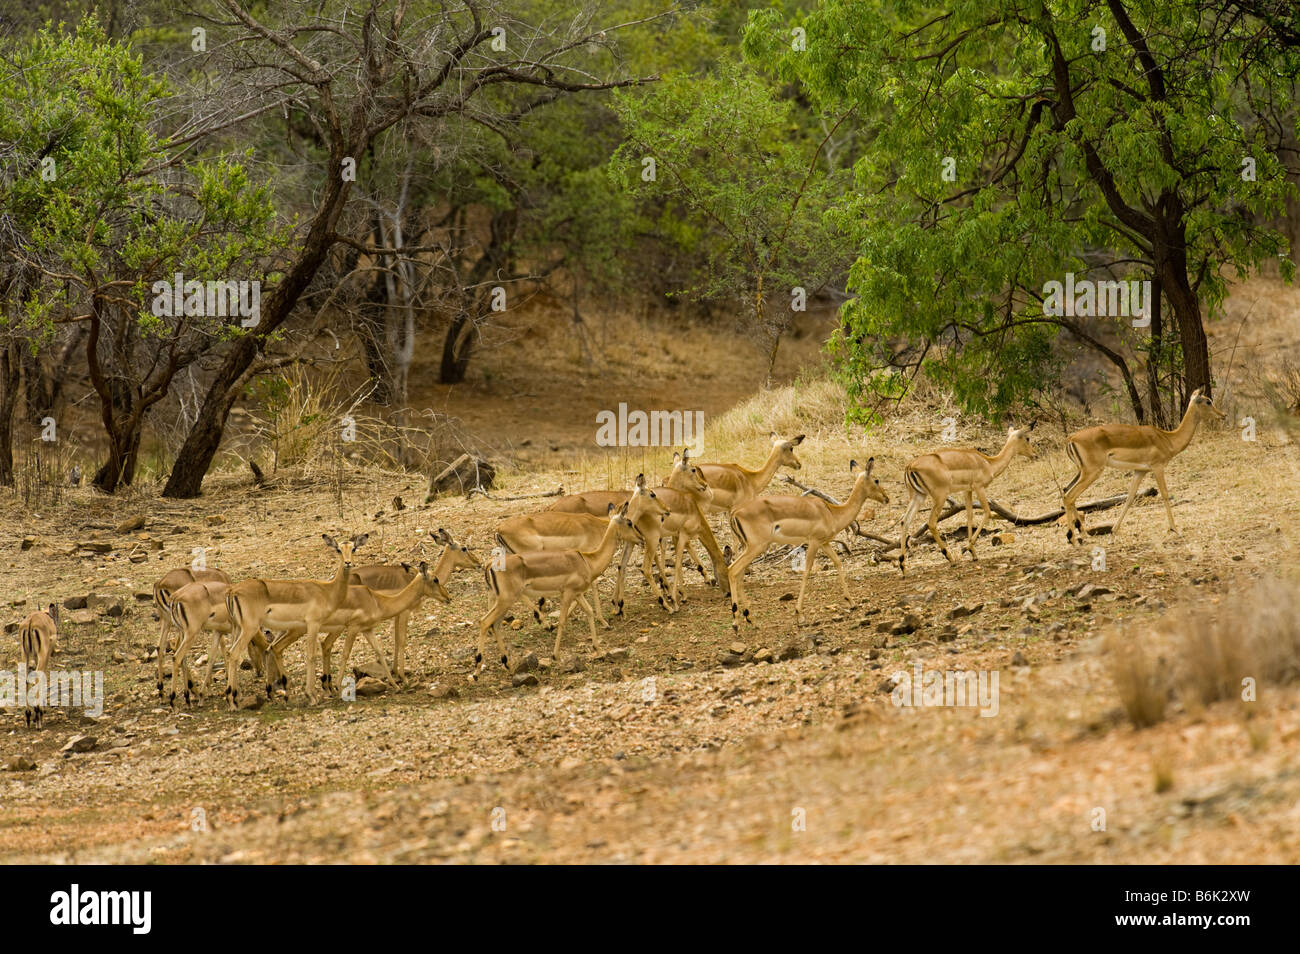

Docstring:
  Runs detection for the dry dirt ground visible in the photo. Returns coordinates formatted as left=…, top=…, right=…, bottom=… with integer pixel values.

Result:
left=1, top=282, right=1298, bottom=864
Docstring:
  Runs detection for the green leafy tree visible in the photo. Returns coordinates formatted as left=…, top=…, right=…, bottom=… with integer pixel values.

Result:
left=751, top=0, right=1297, bottom=425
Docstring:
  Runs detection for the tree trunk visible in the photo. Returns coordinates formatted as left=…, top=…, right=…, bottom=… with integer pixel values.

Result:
left=0, top=339, right=18, bottom=487
left=163, top=159, right=354, bottom=498
left=439, top=311, right=474, bottom=384
left=1156, top=227, right=1211, bottom=399
left=1144, top=276, right=1171, bottom=428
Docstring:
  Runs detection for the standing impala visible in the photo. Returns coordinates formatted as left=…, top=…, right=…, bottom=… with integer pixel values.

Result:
left=153, top=566, right=229, bottom=694
left=474, top=504, right=634, bottom=678
left=223, top=534, right=365, bottom=708
left=898, top=424, right=1035, bottom=573
left=727, top=458, right=888, bottom=631
left=689, top=432, right=805, bottom=513
left=18, top=605, right=57, bottom=728
left=1063, top=388, right=1225, bottom=542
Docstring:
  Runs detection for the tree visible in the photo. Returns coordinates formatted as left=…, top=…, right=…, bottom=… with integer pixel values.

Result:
left=161, top=0, right=661, bottom=497
left=1, top=20, right=281, bottom=493
left=752, top=0, right=1298, bottom=424
left=611, top=63, right=855, bottom=382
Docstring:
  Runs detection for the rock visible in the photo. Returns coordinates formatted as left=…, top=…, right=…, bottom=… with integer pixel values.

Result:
left=728, top=642, right=748, bottom=656
left=77, top=541, right=113, bottom=553
left=557, top=655, right=586, bottom=674
left=1011, top=651, right=1028, bottom=667
left=104, top=603, right=124, bottom=618
left=512, top=673, right=540, bottom=688
left=778, top=592, right=796, bottom=602
left=351, top=661, right=391, bottom=682
left=598, top=647, right=630, bottom=662
left=936, top=626, right=958, bottom=643
left=427, top=453, right=496, bottom=499
left=875, top=677, right=899, bottom=695
left=512, top=652, right=541, bottom=674
left=948, top=602, right=984, bottom=620
left=63, top=595, right=89, bottom=610
left=66, top=609, right=96, bottom=625
left=754, top=648, right=774, bottom=663
left=20, top=536, right=36, bottom=551
left=354, top=676, right=387, bottom=696
left=61, top=735, right=97, bottom=754
left=5, top=756, right=37, bottom=771
left=991, top=532, right=1015, bottom=546
left=775, top=641, right=806, bottom=662
left=890, top=613, right=922, bottom=636
left=133, top=589, right=153, bottom=602
left=114, top=515, right=147, bottom=533
left=205, top=515, right=226, bottom=526
left=428, top=683, right=460, bottom=700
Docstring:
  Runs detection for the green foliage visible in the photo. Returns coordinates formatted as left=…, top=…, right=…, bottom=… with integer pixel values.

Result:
left=752, top=0, right=1298, bottom=421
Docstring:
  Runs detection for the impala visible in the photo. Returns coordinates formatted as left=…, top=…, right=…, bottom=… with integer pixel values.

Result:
left=158, top=580, right=240, bottom=707
left=1063, top=388, right=1225, bottom=542
left=500, top=476, right=668, bottom=619
left=339, top=528, right=481, bottom=684
left=474, top=504, right=634, bottom=678
left=223, top=533, right=365, bottom=708
left=898, top=424, right=1035, bottom=573
left=688, top=432, right=805, bottom=513
left=153, top=566, right=229, bottom=692
left=728, top=458, right=888, bottom=631
left=17, top=605, right=57, bottom=728
left=635, top=451, right=725, bottom=607
left=264, top=562, right=449, bottom=699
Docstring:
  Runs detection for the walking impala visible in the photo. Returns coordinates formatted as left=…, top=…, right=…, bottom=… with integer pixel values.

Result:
left=727, top=458, right=888, bottom=631
left=223, top=534, right=365, bottom=708
left=474, top=504, right=634, bottom=678
left=500, top=476, right=668, bottom=618
left=1063, top=388, right=1225, bottom=542
left=689, top=432, right=805, bottom=513
left=153, top=566, right=229, bottom=693
left=898, top=424, right=1035, bottom=573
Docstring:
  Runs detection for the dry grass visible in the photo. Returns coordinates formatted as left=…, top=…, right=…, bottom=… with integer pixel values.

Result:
left=1108, top=576, right=1300, bottom=729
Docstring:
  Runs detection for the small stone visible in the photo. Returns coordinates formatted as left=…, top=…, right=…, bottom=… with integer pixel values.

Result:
left=20, top=536, right=36, bottom=551
left=114, top=515, right=147, bottom=533
left=1011, top=651, right=1028, bottom=667
left=205, top=515, right=226, bottom=526
left=948, top=602, right=984, bottom=620
left=354, top=676, right=387, bottom=696
left=512, top=673, right=540, bottom=688
left=754, top=648, right=773, bottom=663
left=428, top=683, right=460, bottom=700
left=598, top=647, right=630, bottom=662
left=63, top=595, right=89, bottom=610
left=78, top=541, right=113, bottom=554
left=5, top=756, right=37, bottom=772
left=728, top=642, right=748, bottom=656
left=61, top=735, right=97, bottom=754
left=513, top=652, right=540, bottom=674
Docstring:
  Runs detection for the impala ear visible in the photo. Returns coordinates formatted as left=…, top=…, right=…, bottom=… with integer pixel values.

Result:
left=672, top=452, right=681, bottom=464
left=792, top=434, right=806, bottom=445
left=866, top=456, right=875, bottom=475
left=606, top=503, right=615, bottom=515
left=1028, top=420, right=1037, bottom=431
left=849, top=458, right=859, bottom=472
left=401, top=562, right=412, bottom=573
left=418, top=561, right=428, bottom=575
left=635, top=473, right=646, bottom=489
left=322, top=534, right=339, bottom=552
left=353, top=533, right=369, bottom=548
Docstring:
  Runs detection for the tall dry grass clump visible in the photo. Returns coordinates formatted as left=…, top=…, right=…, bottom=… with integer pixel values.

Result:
left=1108, top=576, right=1300, bottom=728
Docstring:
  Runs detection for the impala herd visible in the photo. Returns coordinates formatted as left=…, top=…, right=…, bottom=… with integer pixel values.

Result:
left=13, top=389, right=1225, bottom=721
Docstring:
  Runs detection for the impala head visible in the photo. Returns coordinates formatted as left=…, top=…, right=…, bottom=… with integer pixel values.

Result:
left=770, top=431, right=806, bottom=470
left=605, top=501, right=637, bottom=535
left=322, top=532, right=368, bottom=569
left=630, top=473, right=670, bottom=524
left=850, top=456, right=890, bottom=504
left=416, top=560, right=452, bottom=605
left=1188, top=388, right=1226, bottom=422
left=1006, top=421, right=1036, bottom=459
left=669, top=450, right=714, bottom=502
left=430, top=528, right=481, bottom=596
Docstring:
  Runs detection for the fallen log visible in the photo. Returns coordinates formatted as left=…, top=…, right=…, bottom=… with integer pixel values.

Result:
left=466, top=484, right=565, bottom=502
left=426, top=454, right=496, bottom=500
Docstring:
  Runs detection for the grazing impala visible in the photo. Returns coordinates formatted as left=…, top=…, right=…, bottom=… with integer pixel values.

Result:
left=1063, top=388, right=1225, bottom=542
left=223, top=534, right=365, bottom=708
left=474, top=505, right=634, bottom=678
left=17, top=605, right=57, bottom=728
left=728, top=458, right=888, bottom=631
left=898, top=424, right=1035, bottom=573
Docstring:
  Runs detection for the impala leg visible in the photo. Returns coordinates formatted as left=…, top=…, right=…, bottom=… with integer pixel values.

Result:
left=727, top=544, right=762, bottom=632
left=794, top=543, right=820, bottom=623
left=321, top=631, right=341, bottom=696
left=474, top=596, right=513, bottom=679
left=824, top=543, right=852, bottom=605
left=156, top=607, right=173, bottom=698
left=1153, top=467, right=1178, bottom=533
left=927, top=494, right=954, bottom=563
left=670, top=532, right=688, bottom=607
left=393, top=612, right=408, bottom=683
left=201, top=630, right=221, bottom=692
left=898, top=493, right=921, bottom=574
left=303, top=624, right=323, bottom=704
left=960, top=491, right=975, bottom=555
left=553, top=592, right=576, bottom=659
left=1063, top=460, right=1102, bottom=544
left=169, top=625, right=199, bottom=709
left=969, top=488, right=994, bottom=559
left=358, top=628, right=398, bottom=688
left=614, top=541, right=631, bottom=616
left=1111, top=471, right=1146, bottom=537
left=224, top=625, right=257, bottom=710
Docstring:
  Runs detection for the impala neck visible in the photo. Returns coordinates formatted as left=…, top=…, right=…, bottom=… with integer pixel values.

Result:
left=1165, top=401, right=1200, bottom=455
left=327, top=557, right=351, bottom=605
left=984, top=439, right=1020, bottom=480
left=747, top=446, right=783, bottom=494
left=828, top=476, right=870, bottom=532
left=375, top=572, right=427, bottom=617
left=583, top=519, right=623, bottom=575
